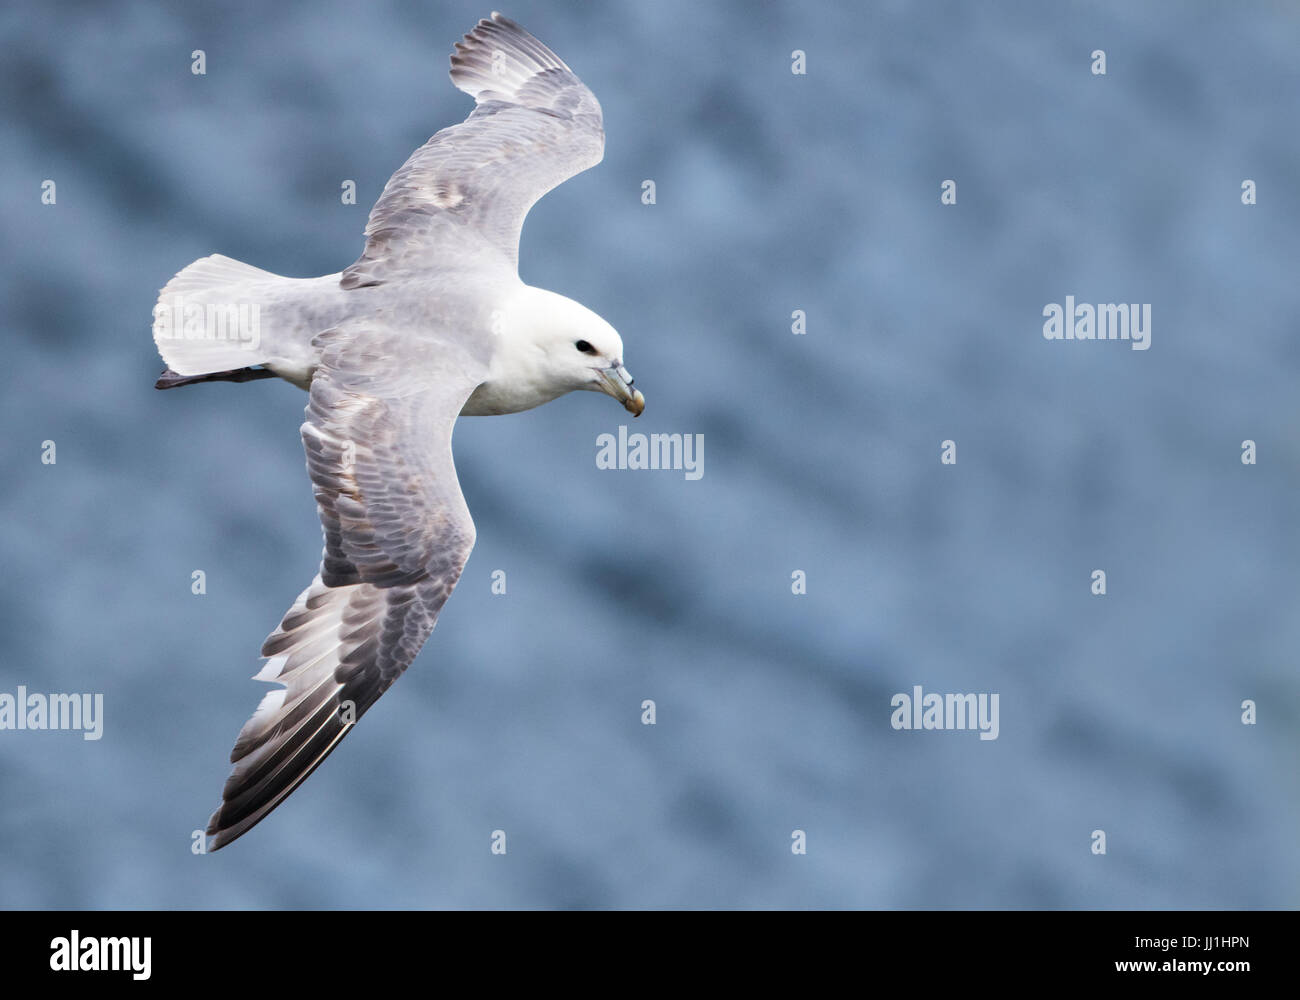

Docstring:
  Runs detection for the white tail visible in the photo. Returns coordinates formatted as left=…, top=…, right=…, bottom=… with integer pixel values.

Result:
left=152, top=254, right=282, bottom=376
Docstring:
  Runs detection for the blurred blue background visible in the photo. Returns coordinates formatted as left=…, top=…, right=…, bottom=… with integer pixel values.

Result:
left=1, top=0, right=1297, bottom=908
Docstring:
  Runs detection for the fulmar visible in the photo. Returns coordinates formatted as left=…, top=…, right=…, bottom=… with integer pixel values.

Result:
left=151, top=12, right=642, bottom=850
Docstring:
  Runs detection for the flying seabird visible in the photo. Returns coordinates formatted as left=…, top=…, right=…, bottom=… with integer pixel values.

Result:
left=151, top=12, right=642, bottom=850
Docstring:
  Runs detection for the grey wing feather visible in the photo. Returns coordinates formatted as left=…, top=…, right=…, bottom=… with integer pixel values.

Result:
left=205, top=328, right=487, bottom=850
left=341, top=12, right=604, bottom=289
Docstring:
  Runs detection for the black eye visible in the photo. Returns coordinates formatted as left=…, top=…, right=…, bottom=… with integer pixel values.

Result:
left=575, top=340, right=597, bottom=355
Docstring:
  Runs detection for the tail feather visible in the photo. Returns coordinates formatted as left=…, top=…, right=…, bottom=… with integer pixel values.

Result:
left=152, top=254, right=279, bottom=377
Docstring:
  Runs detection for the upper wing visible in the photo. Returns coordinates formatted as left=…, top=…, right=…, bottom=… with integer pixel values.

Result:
left=205, top=327, right=488, bottom=850
left=340, top=12, right=605, bottom=289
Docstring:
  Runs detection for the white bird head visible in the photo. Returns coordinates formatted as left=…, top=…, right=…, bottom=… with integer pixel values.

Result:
left=500, top=285, right=644, bottom=416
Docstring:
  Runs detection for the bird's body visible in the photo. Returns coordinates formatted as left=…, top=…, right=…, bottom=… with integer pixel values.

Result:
left=153, top=12, right=643, bottom=850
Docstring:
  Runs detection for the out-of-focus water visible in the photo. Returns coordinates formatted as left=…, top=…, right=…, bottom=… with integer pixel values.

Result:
left=1, top=0, right=1296, bottom=908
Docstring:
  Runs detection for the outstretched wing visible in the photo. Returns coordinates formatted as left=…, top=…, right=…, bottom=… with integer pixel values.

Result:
left=341, top=12, right=605, bottom=289
left=205, top=328, right=488, bottom=850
